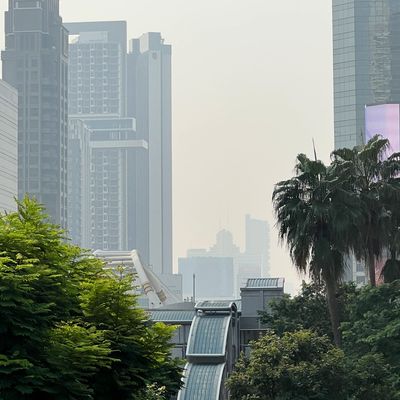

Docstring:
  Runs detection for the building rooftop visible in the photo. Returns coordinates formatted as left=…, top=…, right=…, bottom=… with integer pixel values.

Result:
left=244, top=278, right=285, bottom=289
left=195, top=300, right=237, bottom=311
left=149, top=310, right=195, bottom=323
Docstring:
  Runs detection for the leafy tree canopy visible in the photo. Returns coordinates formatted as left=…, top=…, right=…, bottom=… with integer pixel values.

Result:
left=0, top=198, right=182, bottom=399
left=227, top=330, right=348, bottom=400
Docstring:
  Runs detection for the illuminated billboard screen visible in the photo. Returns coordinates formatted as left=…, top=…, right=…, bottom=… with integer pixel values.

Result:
left=365, top=104, right=400, bottom=153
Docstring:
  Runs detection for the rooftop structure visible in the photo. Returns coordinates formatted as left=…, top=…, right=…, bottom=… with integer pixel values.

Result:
left=245, top=278, right=285, bottom=289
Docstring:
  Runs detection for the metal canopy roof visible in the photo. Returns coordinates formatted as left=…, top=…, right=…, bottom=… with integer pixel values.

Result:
left=178, top=363, right=225, bottom=400
left=187, top=315, right=231, bottom=357
left=149, top=310, right=196, bottom=323
left=245, top=277, right=285, bottom=289
left=195, top=300, right=237, bottom=311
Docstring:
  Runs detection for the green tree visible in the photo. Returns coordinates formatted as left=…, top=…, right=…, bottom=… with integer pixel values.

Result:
left=273, top=154, right=359, bottom=346
left=332, top=136, right=400, bottom=286
left=341, top=281, right=400, bottom=373
left=0, top=198, right=105, bottom=398
left=226, top=330, right=348, bottom=400
left=260, top=281, right=357, bottom=342
left=0, top=198, right=182, bottom=399
left=81, top=274, right=182, bottom=399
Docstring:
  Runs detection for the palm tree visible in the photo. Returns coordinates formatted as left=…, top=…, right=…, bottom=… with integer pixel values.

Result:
left=332, top=136, right=400, bottom=286
left=273, top=154, right=360, bottom=346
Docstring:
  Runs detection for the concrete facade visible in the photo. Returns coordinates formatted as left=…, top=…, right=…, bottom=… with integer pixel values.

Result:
left=2, top=0, right=69, bottom=227
left=66, top=21, right=146, bottom=251
left=0, top=80, right=18, bottom=212
left=127, top=32, right=173, bottom=276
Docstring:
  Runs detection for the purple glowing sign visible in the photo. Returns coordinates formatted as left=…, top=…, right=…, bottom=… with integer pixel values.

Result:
left=365, top=104, right=400, bottom=153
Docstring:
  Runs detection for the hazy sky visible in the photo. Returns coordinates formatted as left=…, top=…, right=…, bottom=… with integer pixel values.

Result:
left=0, top=0, right=334, bottom=294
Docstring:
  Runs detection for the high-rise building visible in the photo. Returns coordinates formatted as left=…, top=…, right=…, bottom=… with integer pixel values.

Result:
left=2, top=0, right=68, bottom=227
left=66, top=21, right=127, bottom=119
left=127, top=33, right=173, bottom=276
left=67, top=119, right=91, bottom=248
left=0, top=80, right=18, bottom=212
left=84, top=117, right=146, bottom=251
left=333, top=1, right=400, bottom=284
left=65, top=21, right=147, bottom=251
left=245, top=214, right=270, bottom=277
left=333, top=0, right=400, bottom=150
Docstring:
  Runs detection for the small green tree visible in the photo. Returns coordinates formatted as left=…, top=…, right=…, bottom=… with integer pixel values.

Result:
left=81, top=274, right=182, bottom=399
left=227, top=330, right=348, bottom=400
left=341, top=281, right=400, bottom=373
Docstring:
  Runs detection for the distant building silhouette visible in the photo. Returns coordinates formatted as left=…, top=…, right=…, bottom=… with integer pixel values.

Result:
left=2, top=0, right=68, bottom=227
left=182, top=215, right=270, bottom=298
left=0, top=80, right=18, bottom=212
left=178, top=257, right=235, bottom=300
left=127, top=33, right=173, bottom=276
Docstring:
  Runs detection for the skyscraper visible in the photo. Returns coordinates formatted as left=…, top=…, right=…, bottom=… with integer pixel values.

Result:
left=2, top=0, right=68, bottom=227
left=0, top=80, right=18, bottom=212
left=333, top=0, right=400, bottom=150
left=66, top=21, right=146, bottom=251
left=127, top=33, right=173, bottom=276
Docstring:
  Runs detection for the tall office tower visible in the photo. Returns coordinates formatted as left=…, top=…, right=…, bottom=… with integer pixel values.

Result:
left=2, top=0, right=68, bottom=227
left=67, top=119, right=91, bottom=248
left=333, top=1, right=400, bottom=284
left=0, top=80, right=18, bottom=212
left=83, top=118, right=146, bottom=251
left=333, top=0, right=400, bottom=150
left=127, top=33, right=173, bottom=276
left=245, top=215, right=270, bottom=277
left=66, top=21, right=146, bottom=250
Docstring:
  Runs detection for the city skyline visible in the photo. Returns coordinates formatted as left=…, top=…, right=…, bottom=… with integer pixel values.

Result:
left=0, top=1, right=335, bottom=294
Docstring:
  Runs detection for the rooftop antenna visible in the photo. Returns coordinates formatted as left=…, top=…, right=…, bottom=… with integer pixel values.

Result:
left=192, top=273, right=196, bottom=303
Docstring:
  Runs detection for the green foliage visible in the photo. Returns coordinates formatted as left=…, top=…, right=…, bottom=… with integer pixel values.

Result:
left=272, top=154, right=361, bottom=345
left=341, top=281, right=400, bottom=373
left=0, top=197, right=182, bottom=399
left=260, top=281, right=357, bottom=341
left=81, top=274, right=182, bottom=399
left=332, top=136, right=400, bottom=286
left=135, top=384, right=167, bottom=400
left=346, top=353, right=400, bottom=400
left=247, top=281, right=400, bottom=399
left=227, top=330, right=348, bottom=400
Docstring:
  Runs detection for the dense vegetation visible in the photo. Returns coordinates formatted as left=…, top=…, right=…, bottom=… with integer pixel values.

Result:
left=227, top=282, right=400, bottom=399
left=0, top=198, right=181, bottom=399
left=228, top=136, right=400, bottom=399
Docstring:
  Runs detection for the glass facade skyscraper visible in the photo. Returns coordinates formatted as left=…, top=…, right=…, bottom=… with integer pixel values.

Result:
left=333, top=0, right=400, bottom=150
left=2, top=0, right=69, bottom=227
